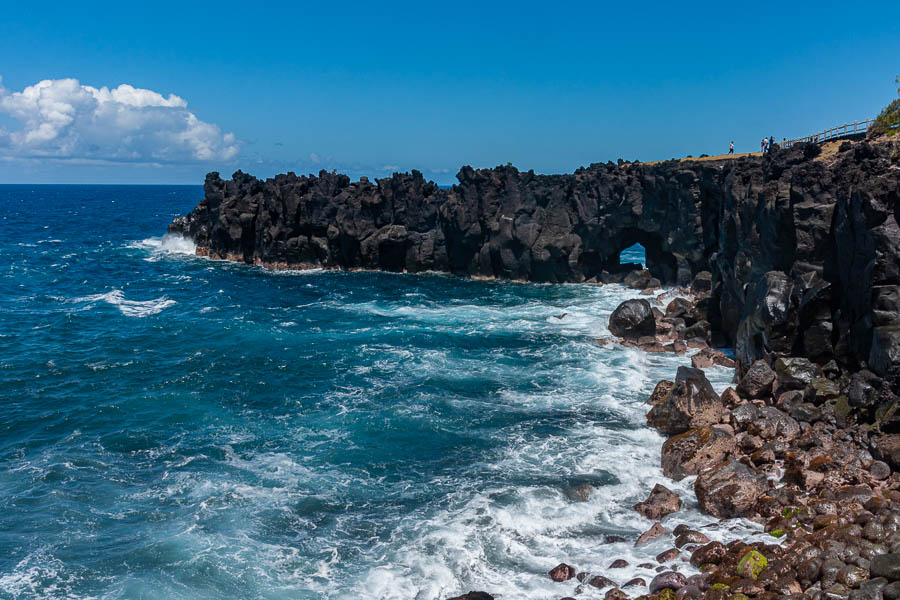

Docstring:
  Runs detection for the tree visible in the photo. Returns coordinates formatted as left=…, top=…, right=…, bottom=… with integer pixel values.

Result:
left=868, top=76, right=900, bottom=138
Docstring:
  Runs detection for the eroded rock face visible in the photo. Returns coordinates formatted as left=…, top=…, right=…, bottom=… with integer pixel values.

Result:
left=170, top=142, right=900, bottom=390
left=647, top=367, right=725, bottom=435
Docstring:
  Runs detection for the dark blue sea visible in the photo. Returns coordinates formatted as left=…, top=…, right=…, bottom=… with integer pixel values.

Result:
left=0, top=185, right=746, bottom=599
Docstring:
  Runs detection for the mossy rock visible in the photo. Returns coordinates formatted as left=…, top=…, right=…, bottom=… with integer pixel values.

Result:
left=658, top=589, right=677, bottom=600
left=711, top=583, right=731, bottom=591
left=833, top=395, right=851, bottom=422
left=769, top=529, right=785, bottom=538
left=736, top=550, right=767, bottom=580
left=733, top=594, right=750, bottom=600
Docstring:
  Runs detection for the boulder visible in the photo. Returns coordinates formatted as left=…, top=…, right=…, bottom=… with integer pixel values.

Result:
left=634, top=484, right=682, bottom=520
left=666, top=297, right=694, bottom=321
left=745, top=406, right=801, bottom=441
left=737, top=359, right=776, bottom=399
left=871, top=554, right=900, bottom=581
left=774, top=357, right=819, bottom=389
left=635, top=522, right=666, bottom=546
left=650, top=571, right=688, bottom=593
left=694, top=459, right=767, bottom=519
left=690, top=541, right=727, bottom=566
left=609, top=299, right=656, bottom=339
left=691, top=347, right=736, bottom=369
left=647, top=380, right=675, bottom=406
left=690, top=271, right=712, bottom=295
left=448, top=594, right=494, bottom=600
left=647, top=367, right=724, bottom=435
left=549, top=563, right=577, bottom=581
left=661, top=426, right=735, bottom=481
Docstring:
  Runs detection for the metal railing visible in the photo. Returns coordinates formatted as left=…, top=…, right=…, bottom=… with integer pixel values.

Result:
left=780, top=119, right=874, bottom=149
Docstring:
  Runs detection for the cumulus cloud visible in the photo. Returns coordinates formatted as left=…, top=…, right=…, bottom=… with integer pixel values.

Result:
left=0, top=76, right=239, bottom=163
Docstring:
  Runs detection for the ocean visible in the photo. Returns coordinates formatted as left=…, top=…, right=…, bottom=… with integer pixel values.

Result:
left=0, top=185, right=756, bottom=600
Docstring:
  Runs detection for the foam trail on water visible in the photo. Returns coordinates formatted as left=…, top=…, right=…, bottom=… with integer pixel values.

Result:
left=71, top=290, right=176, bottom=317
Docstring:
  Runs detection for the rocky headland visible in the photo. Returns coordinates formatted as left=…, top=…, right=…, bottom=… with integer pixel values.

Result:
left=170, top=138, right=900, bottom=600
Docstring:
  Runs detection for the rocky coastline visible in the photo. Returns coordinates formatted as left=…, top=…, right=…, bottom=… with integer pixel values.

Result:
left=169, top=138, right=900, bottom=600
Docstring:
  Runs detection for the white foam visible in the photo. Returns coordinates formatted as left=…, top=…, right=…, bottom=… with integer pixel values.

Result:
left=130, top=233, right=197, bottom=260
left=72, top=290, right=175, bottom=317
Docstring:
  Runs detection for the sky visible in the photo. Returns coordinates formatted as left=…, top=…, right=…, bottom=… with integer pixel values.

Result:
left=0, top=0, right=898, bottom=185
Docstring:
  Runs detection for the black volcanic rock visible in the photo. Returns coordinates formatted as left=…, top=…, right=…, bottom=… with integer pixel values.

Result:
left=170, top=141, right=900, bottom=389
left=609, top=299, right=656, bottom=339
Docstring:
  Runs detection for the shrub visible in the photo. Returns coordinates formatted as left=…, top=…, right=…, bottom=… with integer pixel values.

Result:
left=870, top=98, right=900, bottom=138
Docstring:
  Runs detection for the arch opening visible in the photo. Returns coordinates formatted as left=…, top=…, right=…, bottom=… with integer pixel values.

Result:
left=602, top=228, right=683, bottom=285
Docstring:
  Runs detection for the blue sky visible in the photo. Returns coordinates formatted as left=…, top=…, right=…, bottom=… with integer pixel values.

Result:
left=1, top=0, right=898, bottom=185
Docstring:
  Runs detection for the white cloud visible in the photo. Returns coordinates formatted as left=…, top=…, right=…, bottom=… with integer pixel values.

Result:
left=0, top=76, right=239, bottom=163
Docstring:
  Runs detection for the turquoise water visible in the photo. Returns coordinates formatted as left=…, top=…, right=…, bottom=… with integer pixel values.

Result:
left=0, top=185, right=739, bottom=600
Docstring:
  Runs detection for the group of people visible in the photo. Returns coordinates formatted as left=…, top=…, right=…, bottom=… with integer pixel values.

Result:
left=726, top=136, right=777, bottom=155
left=760, top=136, right=776, bottom=153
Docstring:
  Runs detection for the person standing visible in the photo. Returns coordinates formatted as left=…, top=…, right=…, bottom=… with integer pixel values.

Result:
left=729, top=140, right=734, bottom=154
left=761, top=138, right=768, bottom=153
left=769, top=136, right=775, bottom=152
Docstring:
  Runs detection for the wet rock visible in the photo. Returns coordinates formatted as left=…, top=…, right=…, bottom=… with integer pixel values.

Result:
left=610, top=299, right=656, bottom=340
left=634, top=484, right=683, bottom=520
left=624, top=578, right=647, bottom=587
left=690, top=541, right=727, bottom=566
left=647, top=367, right=724, bottom=435
left=585, top=574, right=617, bottom=589
left=675, top=530, right=710, bottom=548
left=609, top=559, right=629, bottom=568
left=661, top=426, right=735, bottom=481
left=636, top=522, right=667, bottom=546
left=884, top=581, right=900, bottom=600
left=850, top=578, right=887, bottom=600
left=677, top=584, right=702, bottom=600
left=650, top=571, right=688, bottom=593
left=838, top=565, right=870, bottom=588
left=695, top=459, right=767, bottom=519
left=871, top=554, right=900, bottom=581
left=549, top=563, right=577, bottom=581
left=447, top=593, right=494, bottom=600
left=737, top=359, right=777, bottom=399
left=606, top=589, right=628, bottom=600
left=657, top=548, right=680, bottom=563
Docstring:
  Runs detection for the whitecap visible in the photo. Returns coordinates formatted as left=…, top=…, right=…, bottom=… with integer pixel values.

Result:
left=72, top=290, right=175, bottom=317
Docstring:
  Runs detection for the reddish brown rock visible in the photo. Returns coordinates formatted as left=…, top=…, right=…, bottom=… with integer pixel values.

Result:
left=690, top=541, right=727, bottom=566
left=636, top=522, right=667, bottom=546
left=634, top=484, right=683, bottom=520
left=549, top=563, right=576, bottom=582
left=647, top=367, right=724, bottom=435
left=661, top=426, right=735, bottom=481
left=691, top=348, right=736, bottom=369
left=694, top=459, right=767, bottom=519
left=647, top=380, right=675, bottom=406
